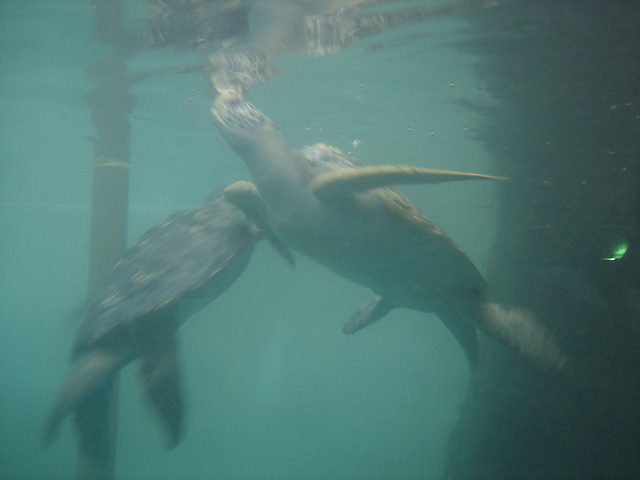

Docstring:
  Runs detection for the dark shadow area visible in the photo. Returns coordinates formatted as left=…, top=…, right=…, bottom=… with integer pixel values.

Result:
left=446, top=1, right=640, bottom=479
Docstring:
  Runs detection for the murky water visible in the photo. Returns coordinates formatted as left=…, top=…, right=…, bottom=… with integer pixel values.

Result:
left=1, top=1, right=637, bottom=479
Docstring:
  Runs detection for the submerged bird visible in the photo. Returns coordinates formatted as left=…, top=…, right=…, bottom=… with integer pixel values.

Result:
left=44, top=188, right=292, bottom=460
left=212, top=92, right=566, bottom=370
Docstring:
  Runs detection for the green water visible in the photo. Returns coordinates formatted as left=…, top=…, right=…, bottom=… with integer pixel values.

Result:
left=1, top=2, right=483, bottom=478
left=2, top=1, right=638, bottom=479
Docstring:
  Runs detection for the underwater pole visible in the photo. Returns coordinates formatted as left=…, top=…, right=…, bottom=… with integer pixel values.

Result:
left=80, top=0, right=133, bottom=478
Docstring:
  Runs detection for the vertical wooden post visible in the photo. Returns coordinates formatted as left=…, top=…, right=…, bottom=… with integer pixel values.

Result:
left=79, top=1, right=133, bottom=478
